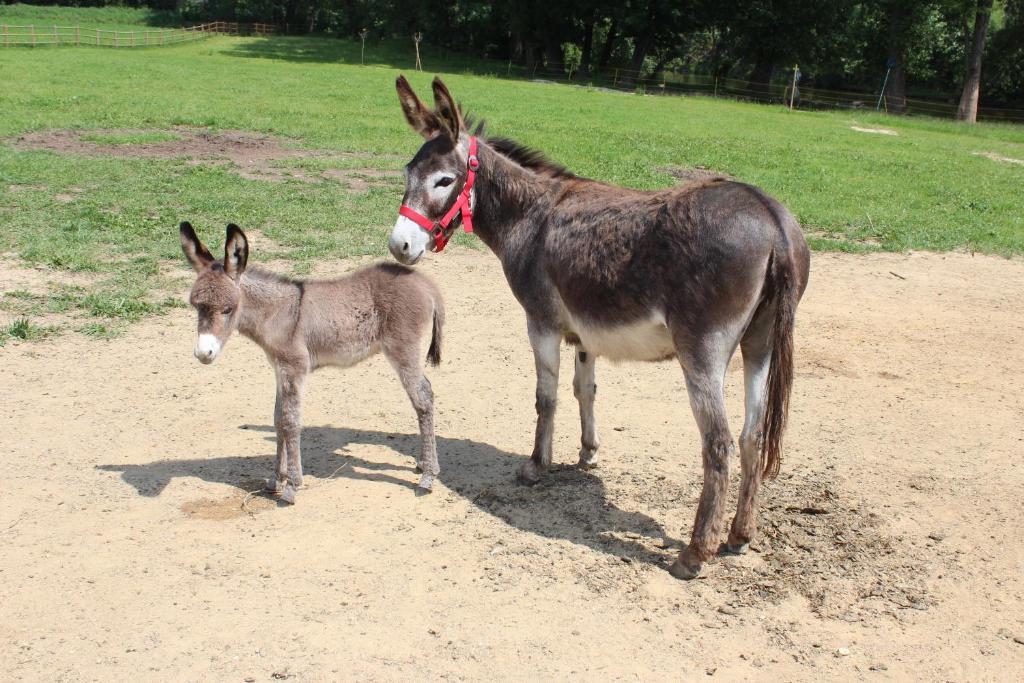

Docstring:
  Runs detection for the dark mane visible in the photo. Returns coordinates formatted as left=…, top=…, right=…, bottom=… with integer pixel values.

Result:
left=485, top=137, right=577, bottom=179
left=460, top=108, right=576, bottom=180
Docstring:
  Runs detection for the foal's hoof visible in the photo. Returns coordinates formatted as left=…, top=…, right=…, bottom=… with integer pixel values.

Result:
left=264, top=479, right=284, bottom=494
left=414, top=464, right=424, bottom=474
left=279, top=485, right=297, bottom=505
left=577, top=449, right=599, bottom=470
left=720, top=542, right=750, bottom=556
left=668, top=558, right=703, bottom=580
left=517, top=460, right=544, bottom=485
left=416, top=473, right=435, bottom=495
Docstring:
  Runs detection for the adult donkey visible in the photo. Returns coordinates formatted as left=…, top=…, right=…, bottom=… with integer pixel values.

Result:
left=388, top=76, right=810, bottom=579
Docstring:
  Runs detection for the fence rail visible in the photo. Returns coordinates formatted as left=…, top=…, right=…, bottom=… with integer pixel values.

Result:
left=511, top=61, right=1024, bottom=124
left=0, top=21, right=276, bottom=48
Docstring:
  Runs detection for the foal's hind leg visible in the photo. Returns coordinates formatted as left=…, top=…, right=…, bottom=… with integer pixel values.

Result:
left=384, top=345, right=438, bottom=493
left=726, top=318, right=773, bottom=553
left=670, top=347, right=736, bottom=580
left=573, top=350, right=600, bottom=469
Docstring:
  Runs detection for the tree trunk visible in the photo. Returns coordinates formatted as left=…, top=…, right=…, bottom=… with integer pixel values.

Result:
left=597, top=17, right=618, bottom=70
left=579, top=16, right=596, bottom=77
left=957, top=0, right=993, bottom=122
left=883, top=2, right=909, bottom=113
left=746, top=58, right=775, bottom=100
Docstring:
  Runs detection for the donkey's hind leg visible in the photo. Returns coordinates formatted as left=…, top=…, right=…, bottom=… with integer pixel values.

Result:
left=726, top=313, right=774, bottom=554
left=669, top=344, right=736, bottom=580
left=573, top=349, right=600, bottom=469
left=384, top=345, right=438, bottom=493
left=519, top=319, right=561, bottom=484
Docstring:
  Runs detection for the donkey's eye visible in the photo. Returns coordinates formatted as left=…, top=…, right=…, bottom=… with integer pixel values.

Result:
left=434, top=177, right=455, bottom=188
left=222, top=307, right=233, bottom=315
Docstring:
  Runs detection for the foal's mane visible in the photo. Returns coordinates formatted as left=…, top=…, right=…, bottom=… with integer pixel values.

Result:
left=463, top=110, right=577, bottom=180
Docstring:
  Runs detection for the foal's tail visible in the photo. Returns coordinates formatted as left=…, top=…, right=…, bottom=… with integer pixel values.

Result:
left=426, top=296, right=445, bottom=367
left=760, top=239, right=803, bottom=481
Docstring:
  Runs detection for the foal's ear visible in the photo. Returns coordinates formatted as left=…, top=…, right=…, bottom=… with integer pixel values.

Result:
left=180, top=221, right=215, bottom=272
left=431, top=77, right=462, bottom=139
left=223, top=224, right=248, bottom=281
left=396, top=74, right=441, bottom=139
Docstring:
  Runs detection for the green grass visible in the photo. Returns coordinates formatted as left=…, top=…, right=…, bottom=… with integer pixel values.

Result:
left=0, top=4, right=178, bottom=32
left=0, top=317, right=57, bottom=345
left=0, top=21, right=1021, bottom=341
left=80, top=131, right=182, bottom=145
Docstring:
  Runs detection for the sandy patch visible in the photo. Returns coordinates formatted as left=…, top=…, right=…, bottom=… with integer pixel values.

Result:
left=9, top=128, right=403, bottom=189
left=850, top=126, right=898, bottom=135
left=657, top=165, right=733, bottom=183
left=973, top=150, right=1024, bottom=166
left=1, top=249, right=1023, bottom=679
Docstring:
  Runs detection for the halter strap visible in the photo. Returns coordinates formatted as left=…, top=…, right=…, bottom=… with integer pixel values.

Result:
left=397, top=136, right=478, bottom=253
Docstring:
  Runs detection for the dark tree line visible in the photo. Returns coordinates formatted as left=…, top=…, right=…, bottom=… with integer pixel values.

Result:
left=15, top=0, right=1023, bottom=115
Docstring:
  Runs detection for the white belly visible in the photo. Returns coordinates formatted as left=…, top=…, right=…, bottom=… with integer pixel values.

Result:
left=566, top=311, right=676, bottom=362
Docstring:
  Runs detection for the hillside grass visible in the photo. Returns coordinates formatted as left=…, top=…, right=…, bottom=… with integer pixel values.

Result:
left=0, top=4, right=178, bottom=32
left=0, top=24, right=1021, bottom=338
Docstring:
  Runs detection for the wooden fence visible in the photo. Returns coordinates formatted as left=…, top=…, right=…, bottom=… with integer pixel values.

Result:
left=0, top=21, right=276, bottom=48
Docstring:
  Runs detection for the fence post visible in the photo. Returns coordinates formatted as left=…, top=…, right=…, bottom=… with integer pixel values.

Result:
left=714, top=76, right=718, bottom=97
left=76, top=25, right=80, bottom=46
left=31, top=25, right=35, bottom=48
left=53, top=24, right=57, bottom=45
left=789, top=64, right=799, bottom=110
left=2, top=25, right=7, bottom=49
left=114, top=31, right=118, bottom=48
left=95, top=28, right=99, bottom=46
left=613, top=69, right=618, bottom=87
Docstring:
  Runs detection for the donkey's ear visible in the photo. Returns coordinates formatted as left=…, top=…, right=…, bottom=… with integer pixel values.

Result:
left=180, top=221, right=215, bottom=272
left=431, top=77, right=462, bottom=139
left=223, top=224, right=248, bottom=281
left=396, top=74, right=441, bottom=139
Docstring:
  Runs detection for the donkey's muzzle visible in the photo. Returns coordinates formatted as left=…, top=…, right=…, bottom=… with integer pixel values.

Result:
left=194, top=334, right=221, bottom=364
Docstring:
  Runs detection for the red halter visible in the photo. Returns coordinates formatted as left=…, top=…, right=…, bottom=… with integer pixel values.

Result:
left=397, top=136, right=479, bottom=253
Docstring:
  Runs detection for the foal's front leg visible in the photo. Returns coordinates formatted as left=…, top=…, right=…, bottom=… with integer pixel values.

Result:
left=573, top=349, right=600, bottom=469
left=273, top=366, right=306, bottom=505
left=519, top=320, right=561, bottom=483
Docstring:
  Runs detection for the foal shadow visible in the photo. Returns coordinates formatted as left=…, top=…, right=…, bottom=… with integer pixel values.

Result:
left=98, top=426, right=679, bottom=567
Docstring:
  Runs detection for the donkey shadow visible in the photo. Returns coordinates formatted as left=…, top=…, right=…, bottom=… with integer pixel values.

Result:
left=98, top=425, right=679, bottom=567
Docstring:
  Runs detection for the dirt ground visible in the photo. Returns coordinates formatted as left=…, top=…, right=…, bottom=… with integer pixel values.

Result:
left=2, top=248, right=1023, bottom=681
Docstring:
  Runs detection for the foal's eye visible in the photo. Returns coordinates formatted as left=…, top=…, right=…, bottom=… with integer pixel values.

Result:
left=434, top=177, right=455, bottom=188
left=222, top=307, right=233, bottom=315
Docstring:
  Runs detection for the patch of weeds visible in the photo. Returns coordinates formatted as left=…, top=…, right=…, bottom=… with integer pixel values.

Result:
left=81, top=289, right=161, bottom=321
left=79, top=321, right=124, bottom=339
left=80, top=132, right=182, bottom=145
left=1, top=290, right=45, bottom=315
left=0, top=317, right=58, bottom=345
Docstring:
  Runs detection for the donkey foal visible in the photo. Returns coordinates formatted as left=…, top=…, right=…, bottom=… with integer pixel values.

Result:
left=180, top=222, right=445, bottom=501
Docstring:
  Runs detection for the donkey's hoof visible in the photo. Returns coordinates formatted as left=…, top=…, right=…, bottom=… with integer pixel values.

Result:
left=279, top=486, right=297, bottom=505
left=414, top=463, right=424, bottom=474
left=577, top=448, right=599, bottom=470
left=720, top=542, right=750, bottom=556
left=517, top=460, right=544, bottom=485
left=668, top=558, right=703, bottom=580
left=416, top=473, right=435, bottom=494
left=264, top=479, right=284, bottom=494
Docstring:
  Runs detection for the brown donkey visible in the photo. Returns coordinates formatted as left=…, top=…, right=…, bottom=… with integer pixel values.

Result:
left=388, top=77, right=810, bottom=579
left=180, top=222, right=445, bottom=501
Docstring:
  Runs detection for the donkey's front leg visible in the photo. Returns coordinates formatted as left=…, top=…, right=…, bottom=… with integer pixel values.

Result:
left=274, top=366, right=306, bottom=505
left=265, top=392, right=289, bottom=494
left=519, top=320, right=561, bottom=484
left=573, top=349, right=600, bottom=469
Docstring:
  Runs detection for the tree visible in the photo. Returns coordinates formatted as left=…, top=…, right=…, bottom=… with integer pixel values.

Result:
left=956, top=0, right=994, bottom=121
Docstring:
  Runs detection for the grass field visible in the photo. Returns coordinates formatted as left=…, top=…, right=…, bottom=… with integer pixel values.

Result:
left=1, top=11, right=1022, bottom=339
left=0, top=4, right=178, bottom=32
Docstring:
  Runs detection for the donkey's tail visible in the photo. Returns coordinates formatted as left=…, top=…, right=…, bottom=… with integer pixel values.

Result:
left=426, top=296, right=445, bottom=367
left=760, top=245, right=800, bottom=481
